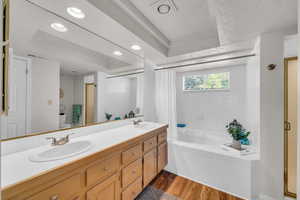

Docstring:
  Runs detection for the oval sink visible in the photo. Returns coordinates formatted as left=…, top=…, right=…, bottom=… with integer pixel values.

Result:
left=29, top=141, right=92, bottom=162
left=134, top=122, right=157, bottom=130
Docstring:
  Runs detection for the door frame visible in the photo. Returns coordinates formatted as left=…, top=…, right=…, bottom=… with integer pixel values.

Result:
left=15, top=55, right=32, bottom=134
left=85, top=83, right=95, bottom=125
left=284, top=57, right=297, bottom=198
left=0, top=54, right=32, bottom=139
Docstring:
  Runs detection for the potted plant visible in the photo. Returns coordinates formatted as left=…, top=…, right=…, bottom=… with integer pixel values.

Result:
left=225, top=119, right=250, bottom=150
left=105, top=113, right=112, bottom=121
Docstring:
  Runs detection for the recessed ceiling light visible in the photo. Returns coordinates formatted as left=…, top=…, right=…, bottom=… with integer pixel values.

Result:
left=131, top=45, right=142, bottom=51
left=67, top=7, right=85, bottom=19
left=157, top=4, right=171, bottom=14
left=51, top=23, right=68, bottom=32
left=113, top=51, right=123, bottom=56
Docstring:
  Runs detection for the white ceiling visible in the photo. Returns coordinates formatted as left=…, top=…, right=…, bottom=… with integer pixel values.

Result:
left=28, top=0, right=168, bottom=62
left=11, top=0, right=144, bottom=75
left=130, top=0, right=218, bottom=42
left=11, top=0, right=298, bottom=73
left=30, top=31, right=129, bottom=74
left=209, top=0, right=298, bottom=45
left=116, top=0, right=297, bottom=56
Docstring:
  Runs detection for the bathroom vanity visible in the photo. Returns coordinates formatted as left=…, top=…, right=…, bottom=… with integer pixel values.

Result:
left=2, top=124, right=168, bottom=200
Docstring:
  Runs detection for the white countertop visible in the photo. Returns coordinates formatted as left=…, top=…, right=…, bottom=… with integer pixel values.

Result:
left=1, top=122, right=166, bottom=188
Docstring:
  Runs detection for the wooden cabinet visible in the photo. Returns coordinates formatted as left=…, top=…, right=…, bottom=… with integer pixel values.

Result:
left=87, top=174, right=120, bottom=200
left=86, top=154, right=120, bottom=186
left=158, top=142, right=168, bottom=173
left=158, top=132, right=167, bottom=144
left=26, top=174, right=81, bottom=200
left=122, top=178, right=142, bottom=200
left=122, top=144, right=142, bottom=165
left=143, top=148, right=157, bottom=187
left=143, top=136, right=157, bottom=153
left=122, top=159, right=142, bottom=188
left=3, top=126, right=168, bottom=200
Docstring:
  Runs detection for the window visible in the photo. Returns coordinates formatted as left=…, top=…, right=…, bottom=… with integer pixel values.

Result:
left=183, top=72, right=230, bottom=91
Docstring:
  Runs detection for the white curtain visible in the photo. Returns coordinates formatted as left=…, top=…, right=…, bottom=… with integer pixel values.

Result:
left=136, top=75, right=144, bottom=115
left=155, top=70, right=177, bottom=139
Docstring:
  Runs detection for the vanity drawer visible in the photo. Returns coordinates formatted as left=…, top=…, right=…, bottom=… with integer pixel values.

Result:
left=86, top=155, right=121, bottom=186
left=26, top=174, right=81, bottom=200
left=158, top=131, right=167, bottom=144
left=122, top=177, right=142, bottom=200
left=143, top=136, right=157, bottom=153
left=122, top=144, right=142, bottom=165
left=122, top=159, right=142, bottom=188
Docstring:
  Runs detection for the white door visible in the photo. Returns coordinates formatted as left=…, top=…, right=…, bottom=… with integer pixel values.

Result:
left=1, top=57, right=28, bottom=139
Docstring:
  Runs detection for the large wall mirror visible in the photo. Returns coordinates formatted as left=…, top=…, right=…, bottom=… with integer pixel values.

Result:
left=0, top=0, right=144, bottom=140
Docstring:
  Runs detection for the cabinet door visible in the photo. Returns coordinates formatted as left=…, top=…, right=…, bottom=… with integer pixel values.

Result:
left=122, top=159, right=142, bottom=188
left=87, top=174, right=120, bottom=200
left=143, top=137, right=157, bottom=153
left=122, top=178, right=142, bottom=200
left=122, top=144, right=142, bottom=166
left=157, top=142, right=168, bottom=172
left=158, top=132, right=167, bottom=145
left=26, top=174, right=81, bottom=200
left=86, top=154, right=120, bottom=187
left=143, top=148, right=157, bottom=187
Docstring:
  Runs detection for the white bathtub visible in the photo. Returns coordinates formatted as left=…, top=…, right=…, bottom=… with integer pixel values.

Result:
left=166, top=128, right=259, bottom=200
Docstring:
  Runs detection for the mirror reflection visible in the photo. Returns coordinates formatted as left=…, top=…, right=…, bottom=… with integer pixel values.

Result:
left=1, top=0, right=144, bottom=139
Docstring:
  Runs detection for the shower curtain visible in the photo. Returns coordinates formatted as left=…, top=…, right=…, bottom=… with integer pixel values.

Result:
left=136, top=75, right=144, bottom=115
left=155, top=70, right=177, bottom=139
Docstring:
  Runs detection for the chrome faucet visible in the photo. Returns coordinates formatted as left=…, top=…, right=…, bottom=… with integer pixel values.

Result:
left=46, top=133, right=74, bottom=146
left=133, top=119, right=143, bottom=125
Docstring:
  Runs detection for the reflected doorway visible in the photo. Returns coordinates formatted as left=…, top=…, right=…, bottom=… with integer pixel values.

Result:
left=284, top=57, right=298, bottom=198
left=85, top=83, right=96, bottom=125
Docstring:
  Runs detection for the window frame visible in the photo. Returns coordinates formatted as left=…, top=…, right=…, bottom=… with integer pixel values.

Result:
left=182, top=72, right=230, bottom=92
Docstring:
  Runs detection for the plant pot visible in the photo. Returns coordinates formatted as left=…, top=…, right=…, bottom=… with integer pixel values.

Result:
left=231, top=139, right=242, bottom=150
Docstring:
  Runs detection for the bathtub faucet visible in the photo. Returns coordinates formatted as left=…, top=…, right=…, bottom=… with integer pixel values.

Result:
left=133, top=119, right=143, bottom=125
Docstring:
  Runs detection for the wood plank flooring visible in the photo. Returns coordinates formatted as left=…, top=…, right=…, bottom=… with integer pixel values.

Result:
left=149, top=171, right=244, bottom=200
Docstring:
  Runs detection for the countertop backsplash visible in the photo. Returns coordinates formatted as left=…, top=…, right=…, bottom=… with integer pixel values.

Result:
left=1, top=117, right=143, bottom=156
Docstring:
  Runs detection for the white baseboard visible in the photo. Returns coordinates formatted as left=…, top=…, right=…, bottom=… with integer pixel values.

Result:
left=257, top=194, right=290, bottom=200
left=284, top=196, right=296, bottom=200
left=258, top=195, right=276, bottom=200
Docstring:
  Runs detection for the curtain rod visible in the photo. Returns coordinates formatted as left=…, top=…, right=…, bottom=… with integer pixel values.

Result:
left=106, top=71, right=144, bottom=79
left=107, top=53, right=256, bottom=78
left=155, top=53, right=256, bottom=71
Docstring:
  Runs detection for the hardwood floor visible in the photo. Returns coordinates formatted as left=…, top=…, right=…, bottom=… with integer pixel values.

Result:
left=149, top=171, right=244, bottom=200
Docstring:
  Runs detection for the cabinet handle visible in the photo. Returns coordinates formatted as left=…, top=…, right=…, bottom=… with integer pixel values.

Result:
left=285, top=121, right=291, bottom=131
left=50, top=195, right=59, bottom=200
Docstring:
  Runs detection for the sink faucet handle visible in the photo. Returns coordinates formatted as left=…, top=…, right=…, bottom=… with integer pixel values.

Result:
left=66, top=133, right=75, bottom=139
left=46, top=137, right=57, bottom=145
left=133, top=119, right=143, bottom=125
